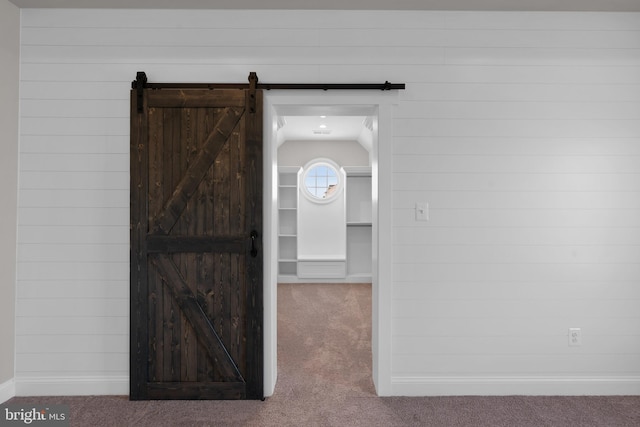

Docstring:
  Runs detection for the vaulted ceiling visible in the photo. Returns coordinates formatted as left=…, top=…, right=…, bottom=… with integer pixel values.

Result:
left=8, top=0, right=640, bottom=11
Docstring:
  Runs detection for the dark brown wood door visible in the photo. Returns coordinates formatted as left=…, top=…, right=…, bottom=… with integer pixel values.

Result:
left=130, top=86, right=263, bottom=400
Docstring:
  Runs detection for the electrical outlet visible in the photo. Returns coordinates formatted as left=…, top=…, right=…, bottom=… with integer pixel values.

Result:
left=569, top=328, right=582, bottom=346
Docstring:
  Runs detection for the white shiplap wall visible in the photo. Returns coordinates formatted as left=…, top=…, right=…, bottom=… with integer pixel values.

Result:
left=17, top=9, right=640, bottom=396
left=389, top=14, right=640, bottom=395
left=0, top=0, right=20, bottom=400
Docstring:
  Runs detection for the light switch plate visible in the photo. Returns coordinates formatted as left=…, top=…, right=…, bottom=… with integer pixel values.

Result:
left=416, top=202, right=429, bottom=221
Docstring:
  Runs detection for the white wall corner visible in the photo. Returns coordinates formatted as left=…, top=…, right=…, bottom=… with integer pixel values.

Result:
left=372, top=101, right=395, bottom=397
left=391, top=376, right=640, bottom=396
left=15, top=376, right=129, bottom=397
left=0, top=0, right=20, bottom=403
left=262, top=96, right=279, bottom=398
left=0, top=378, right=16, bottom=404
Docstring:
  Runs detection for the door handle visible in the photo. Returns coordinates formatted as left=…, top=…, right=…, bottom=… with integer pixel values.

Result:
left=250, top=230, right=258, bottom=257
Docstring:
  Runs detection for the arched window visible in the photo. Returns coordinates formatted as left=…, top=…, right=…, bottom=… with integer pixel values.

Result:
left=301, top=159, right=342, bottom=203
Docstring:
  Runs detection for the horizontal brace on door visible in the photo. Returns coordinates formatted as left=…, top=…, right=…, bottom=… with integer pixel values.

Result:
left=147, top=235, right=245, bottom=254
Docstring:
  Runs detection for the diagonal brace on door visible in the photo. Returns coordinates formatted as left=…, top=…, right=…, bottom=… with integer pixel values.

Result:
left=150, top=107, right=244, bottom=235
left=151, top=254, right=245, bottom=383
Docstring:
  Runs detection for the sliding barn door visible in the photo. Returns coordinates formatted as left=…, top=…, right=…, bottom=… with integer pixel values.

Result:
left=130, top=85, right=263, bottom=400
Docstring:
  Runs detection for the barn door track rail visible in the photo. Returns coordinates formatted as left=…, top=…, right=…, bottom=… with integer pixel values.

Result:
left=132, top=71, right=405, bottom=113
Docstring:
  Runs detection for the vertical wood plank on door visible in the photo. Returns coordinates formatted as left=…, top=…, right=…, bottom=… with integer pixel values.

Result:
left=204, top=108, right=217, bottom=382
left=192, top=107, right=205, bottom=383
left=147, top=106, right=164, bottom=383
left=218, top=114, right=232, bottom=371
left=162, top=107, right=180, bottom=383
left=182, top=107, right=199, bottom=382
left=235, top=259, right=242, bottom=366
left=222, top=252, right=232, bottom=376
left=229, top=110, right=244, bottom=366
left=176, top=108, right=188, bottom=382
left=130, top=89, right=149, bottom=398
left=231, top=108, right=244, bottom=233
left=203, top=253, right=216, bottom=381
left=244, top=89, right=263, bottom=399
left=211, top=106, right=225, bottom=381
left=210, top=252, right=220, bottom=380
left=196, top=108, right=212, bottom=383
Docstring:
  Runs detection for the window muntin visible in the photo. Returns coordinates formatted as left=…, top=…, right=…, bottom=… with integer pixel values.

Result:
left=301, top=160, right=342, bottom=203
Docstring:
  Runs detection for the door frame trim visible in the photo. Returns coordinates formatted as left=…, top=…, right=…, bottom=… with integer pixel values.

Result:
left=263, top=91, right=397, bottom=396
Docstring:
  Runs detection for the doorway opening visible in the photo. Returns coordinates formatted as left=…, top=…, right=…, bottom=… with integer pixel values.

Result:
left=274, top=108, right=375, bottom=394
left=277, top=112, right=372, bottom=283
left=263, top=93, right=396, bottom=397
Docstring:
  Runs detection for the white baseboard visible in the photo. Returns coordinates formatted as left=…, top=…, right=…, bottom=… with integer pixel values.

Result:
left=0, top=378, right=16, bottom=403
left=391, top=376, right=640, bottom=396
left=15, top=376, right=128, bottom=397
